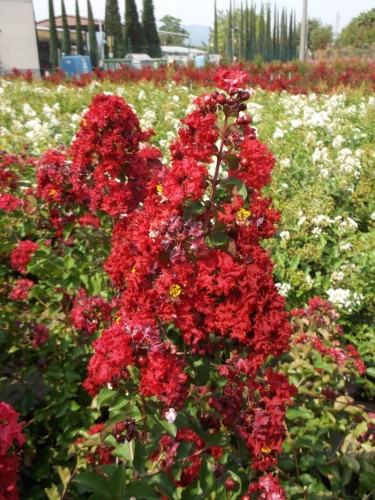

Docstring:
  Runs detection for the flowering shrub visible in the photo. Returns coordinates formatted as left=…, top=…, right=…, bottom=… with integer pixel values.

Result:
left=66, top=68, right=298, bottom=497
left=278, top=298, right=374, bottom=498
left=0, top=64, right=373, bottom=497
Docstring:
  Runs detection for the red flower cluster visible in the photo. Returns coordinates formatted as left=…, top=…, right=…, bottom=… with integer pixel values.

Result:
left=70, top=289, right=114, bottom=336
left=8, top=279, right=34, bottom=300
left=82, top=68, right=295, bottom=485
left=0, top=402, right=25, bottom=499
left=291, top=297, right=366, bottom=375
left=10, top=240, right=39, bottom=274
left=69, top=94, right=162, bottom=217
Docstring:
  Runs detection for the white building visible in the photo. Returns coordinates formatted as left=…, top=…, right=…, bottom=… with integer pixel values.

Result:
left=0, top=0, right=40, bottom=75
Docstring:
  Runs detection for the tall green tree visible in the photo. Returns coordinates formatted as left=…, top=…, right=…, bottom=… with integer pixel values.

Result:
left=61, top=0, right=71, bottom=55
left=142, top=0, right=162, bottom=58
left=87, top=0, right=99, bottom=67
left=105, top=0, right=125, bottom=58
left=338, top=9, right=375, bottom=48
left=75, top=0, right=84, bottom=55
left=48, top=0, right=59, bottom=67
left=226, top=1, right=234, bottom=61
left=213, top=0, right=219, bottom=53
left=124, top=0, right=146, bottom=53
left=159, top=16, right=189, bottom=46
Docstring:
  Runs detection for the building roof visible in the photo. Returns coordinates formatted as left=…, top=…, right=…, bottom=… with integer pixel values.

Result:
left=160, top=46, right=207, bottom=56
left=36, top=16, right=103, bottom=28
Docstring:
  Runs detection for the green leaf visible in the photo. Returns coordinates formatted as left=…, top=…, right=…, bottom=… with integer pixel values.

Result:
left=342, top=455, right=360, bottom=473
left=109, top=464, right=127, bottom=499
left=211, top=231, right=229, bottom=247
left=222, top=178, right=248, bottom=200
left=125, top=479, right=160, bottom=499
left=73, top=472, right=112, bottom=497
left=366, top=367, right=375, bottom=378
left=98, top=387, right=115, bottom=408
left=286, top=407, right=313, bottom=420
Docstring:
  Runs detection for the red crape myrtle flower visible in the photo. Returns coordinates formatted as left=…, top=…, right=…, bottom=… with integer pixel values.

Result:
left=69, top=94, right=163, bottom=217
left=84, top=68, right=296, bottom=490
left=10, top=240, right=39, bottom=274
left=0, top=402, right=25, bottom=499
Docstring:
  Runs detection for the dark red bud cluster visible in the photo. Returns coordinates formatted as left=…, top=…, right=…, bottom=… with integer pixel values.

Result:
left=112, top=417, right=137, bottom=443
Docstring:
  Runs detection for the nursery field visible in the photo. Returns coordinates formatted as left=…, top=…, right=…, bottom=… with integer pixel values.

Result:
left=0, top=63, right=374, bottom=499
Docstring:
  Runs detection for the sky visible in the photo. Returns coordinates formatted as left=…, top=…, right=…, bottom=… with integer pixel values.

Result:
left=32, top=0, right=375, bottom=34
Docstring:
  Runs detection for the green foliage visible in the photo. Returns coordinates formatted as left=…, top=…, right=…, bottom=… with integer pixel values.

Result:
left=339, top=9, right=375, bottom=48
left=105, top=0, right=125, bottom=58
left=124, top=0, right=146, bottom=53
left=278, top=305, right=375, bottom=498
left=87, top=0, right=99, bottom=67
left=61, top=0, right=71, bottom=56
left=158, top=16, right=189, bottom=47
left=75, top=0, right=85, bottom=55
left=142, top=0, right=162, bottom=58
left=48, top=0, right=59, bottom=68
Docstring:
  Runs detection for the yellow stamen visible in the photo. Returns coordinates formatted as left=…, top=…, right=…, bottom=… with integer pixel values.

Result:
left=49, top=189, right=56, bottom=196
left=236, top=208, right=251, bottom=222
left=169, top=284, right=182, bottom=298
left=156, top=184, right=163, bottom=194
left=131, top=267, right=136, bottom=274
left=261, top=446, right=272, bottom=454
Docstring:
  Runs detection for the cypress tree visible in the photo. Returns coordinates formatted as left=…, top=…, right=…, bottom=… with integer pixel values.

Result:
left=105, top=0, right=125, bottom=58
left=124, top=0, right=146, bottom=53
left=87, top=0, right=99, bottom=67
left=61, top=0, right=71, bottom=55
left=213, top=0, right=219, bottom=53
left=258, top=4, right=265, bottom=58
left=49, top=0, right=59, bottom=68
left=288, top=10, right=296, bottom=60
left=75, top=0, right=84, bottom=55
left=239, top=1, right=244, bottom=60
left=250, top=3, right=256, bottom=60
left=244, top=0, right=250, bottom=60
left=280, top=8, right=288, bottom=61
left=265, top=4, right=271, bottom=62
left=226, top=1, right=234, bottom=61
left=142, top=0, right=162, bottom=58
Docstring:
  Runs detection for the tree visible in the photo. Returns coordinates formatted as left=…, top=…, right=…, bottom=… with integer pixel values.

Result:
left=142, top=0, right=161, bottom=58
left=75, top=0, right=84, bottom=55
left=310, top=24, right=333, bottom=51
left=87, top=0, right=99, bottom=67
left=226, top=2, right=234, bottom=61
left=105, top=0, right=125, bottom=58
left=299, top=18, right=333, bottom=53
left=338, top=9, right=375, bottom=48
left=159, top=15, right=189, bottom=46
left=61, top=0, right=71, bottom=55
left=48, top=0, right=59, bottom=68
left=124, top=0, right=146, bottom=53
left=213, top=0, right=219, bottom=53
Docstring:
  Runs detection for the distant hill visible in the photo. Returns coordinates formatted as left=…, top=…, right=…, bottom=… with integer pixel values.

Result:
left=183, top=25, right=210, bottom=48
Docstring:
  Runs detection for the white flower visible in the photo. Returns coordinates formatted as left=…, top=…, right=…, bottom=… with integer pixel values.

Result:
left=279, top=231, right=290, bottom=240
left=339, top=242, right=352, bottom=252
left=273, top=127, right=284, bottom=139
left=330, top=271, right=345, bottom=284
left=275, top=283, right=291, bottom=297
left=311, top=227, right=322, bottom=238
left=172, top=95, right=180, bottom=103
left=165, top=408, right=177, bottom=424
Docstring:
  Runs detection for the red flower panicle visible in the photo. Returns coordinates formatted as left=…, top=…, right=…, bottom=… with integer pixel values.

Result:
left=83, top=68, right=295, bottom=490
